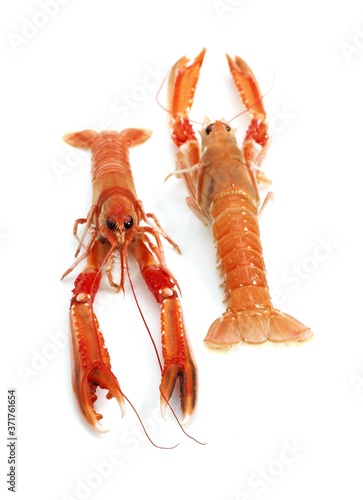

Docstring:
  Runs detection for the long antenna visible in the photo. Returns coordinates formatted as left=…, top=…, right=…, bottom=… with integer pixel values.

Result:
left=127, top=264, right=206, bottom=446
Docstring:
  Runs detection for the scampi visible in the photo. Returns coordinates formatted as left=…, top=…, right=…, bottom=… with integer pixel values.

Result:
left=167, top=49, right=312, bottom=349
left=61, top=128, right=197, bottom=432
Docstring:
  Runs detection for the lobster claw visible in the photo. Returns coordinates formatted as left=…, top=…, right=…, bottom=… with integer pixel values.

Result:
left=168, top=48, right=206, bottom=148
left=70, top=298, right=126, bottom=432
left=68, top=239, right=125, bottom=431
left=168, top=48, right=206, bottom=120
left=129, top=234, right=198, bottom=422
left=159, top=297, right=197, bottom=422
left=226, top=53, right=271, bottom=192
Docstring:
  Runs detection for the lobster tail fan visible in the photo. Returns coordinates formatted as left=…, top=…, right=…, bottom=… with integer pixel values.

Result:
left=204, top=311, right=242, bottom=349
left=267, top=310, right=312, bottom=342
left=204, top=309, right=312, bottom=349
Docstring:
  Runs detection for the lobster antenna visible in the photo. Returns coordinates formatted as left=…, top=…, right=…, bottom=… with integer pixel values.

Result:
left=156, top=67, right=173, bottom=116
left=159, top=391, right=206, bottom=446
left=125, top=261, right=163, bottom=370
left=121, top=390, right=178, bottom=450
left=126, top=264, right=206, bottom=446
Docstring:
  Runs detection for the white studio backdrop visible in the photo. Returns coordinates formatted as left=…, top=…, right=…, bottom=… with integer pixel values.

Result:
left=2, top=1, right=363, bottom=499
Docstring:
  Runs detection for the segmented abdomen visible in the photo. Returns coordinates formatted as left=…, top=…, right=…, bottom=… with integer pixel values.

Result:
left=210, top=190, right=272, bottom=312
left=92, top=132, right=131, bottom=181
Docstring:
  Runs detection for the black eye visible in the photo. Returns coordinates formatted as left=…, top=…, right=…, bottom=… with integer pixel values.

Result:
left=123, top=216, right=133, bottom=230
left=205, top=123, right=215, bottom=135
left=106, top=218, right=118, bottom=231
left=223, top=123, right=231, bottom=131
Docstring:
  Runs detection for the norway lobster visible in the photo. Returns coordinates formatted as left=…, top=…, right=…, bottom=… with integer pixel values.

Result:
left=167, top=49, right=312, bottom=348
left=61, top=128, right=196, bottom=431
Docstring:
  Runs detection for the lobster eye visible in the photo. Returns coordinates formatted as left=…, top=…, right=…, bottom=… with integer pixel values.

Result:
left=106, top=217, right=118, bottom=231
left=205, top=123, right=215, bottom=135
left=223, top=123, right=231, bottom=131
left=123, top=216, right=133, bottom=230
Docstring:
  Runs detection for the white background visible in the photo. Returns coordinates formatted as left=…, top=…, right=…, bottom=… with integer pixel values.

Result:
left=2, top=1, right=363, bottom=499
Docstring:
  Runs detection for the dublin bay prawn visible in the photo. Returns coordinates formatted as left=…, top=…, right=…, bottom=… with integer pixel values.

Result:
left=61, top=128, right=197, bottom=431
left=167, top=49, right=312, bottom=348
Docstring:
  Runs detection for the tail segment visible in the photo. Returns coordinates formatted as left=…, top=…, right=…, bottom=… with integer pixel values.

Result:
left=208, top=191, right=312, bottom=350
left=204, top=309, right=312, bottom=350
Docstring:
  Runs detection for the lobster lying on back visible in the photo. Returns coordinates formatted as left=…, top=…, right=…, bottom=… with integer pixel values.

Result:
left=167, top=48, right=312, bottom=348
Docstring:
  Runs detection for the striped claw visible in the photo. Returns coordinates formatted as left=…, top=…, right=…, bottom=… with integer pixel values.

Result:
left=226, top=53, right=270, bottom=194
left=168, top=48, right=206, bottom=148
left=159, top=298, right=197, bottom=422
left=226, top=54, right=267, bottom=124
left=71, top=362, right=126, bottom=433
left=68, top=239, right=125, bottom=431
left=168, top=48, right=206, bottom=120
left=129, top=235, right=198, bottom=422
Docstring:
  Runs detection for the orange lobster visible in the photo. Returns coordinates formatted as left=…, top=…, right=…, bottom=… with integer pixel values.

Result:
left=61, top=129, right=197, bottom=431
left=167, top=49, right=313, bottom=348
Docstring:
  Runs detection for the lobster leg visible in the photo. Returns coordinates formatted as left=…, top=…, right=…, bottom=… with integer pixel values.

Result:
left=129, top=233, right=197, bottom=422
left=69, top=238, right=125, bottom=431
